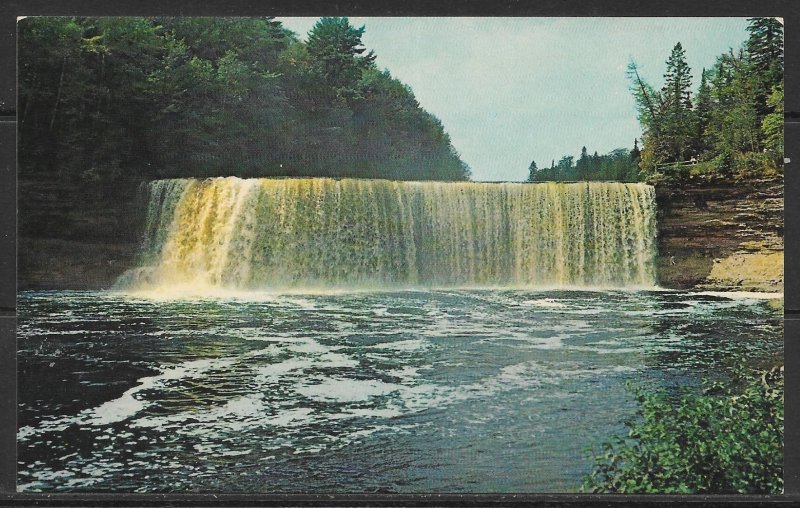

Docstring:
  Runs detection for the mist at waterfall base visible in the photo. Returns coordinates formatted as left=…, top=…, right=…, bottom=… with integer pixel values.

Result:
left=17, top=178, right=782, bottom=492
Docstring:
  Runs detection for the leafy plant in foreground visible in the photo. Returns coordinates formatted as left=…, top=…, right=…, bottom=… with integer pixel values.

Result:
left=583, top=366, right=783, bottom=494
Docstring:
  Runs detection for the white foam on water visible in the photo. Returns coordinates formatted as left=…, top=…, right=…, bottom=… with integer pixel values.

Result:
left=19, top=350, right=274, bottom=442
left=286, top=338, right=332, bottom=355
left=345, top=408, right=404, bottom=419
left=283, top=297, right=318, bottom=310
left=296, top=377, right=403, bottom=403
left=265, top=407, right=315, bottom=427
left=255, top=357, right=316, bottom=380
left=520, top=298, right=568, bottom=309
left=568, top=345, right=642, bottom=355
left=316, top=352, right=359, bottom=368
left=86, top=388, right=148, bottom=426
left=371, top=339, right=428, bottom=351
left=86, top=356, right=239, bottom=426
left=387, top=366, right=421, bottom=380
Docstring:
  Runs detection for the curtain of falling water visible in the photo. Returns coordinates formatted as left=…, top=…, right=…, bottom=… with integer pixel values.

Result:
left=115, top=177, right=658, bottom=290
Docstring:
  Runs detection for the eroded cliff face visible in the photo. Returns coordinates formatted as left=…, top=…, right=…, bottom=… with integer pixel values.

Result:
left=18, top=173, right=143, bottom=290
left=654, top=178, right=784, bottom=292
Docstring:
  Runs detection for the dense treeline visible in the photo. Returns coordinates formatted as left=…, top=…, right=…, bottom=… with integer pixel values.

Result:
left=19, top=16, right=470, bottom=183
left=527, top=143, right=642, bottom=182
left=629, top=18, right=783, bottom=182
left=527, top=18, right=782, bottom=184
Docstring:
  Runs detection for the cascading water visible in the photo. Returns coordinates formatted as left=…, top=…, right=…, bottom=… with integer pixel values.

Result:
left=115, top=177, right=658, bottom=291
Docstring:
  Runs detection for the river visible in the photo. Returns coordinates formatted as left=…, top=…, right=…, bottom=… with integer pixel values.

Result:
left=17, top=288, right=781, bottom=492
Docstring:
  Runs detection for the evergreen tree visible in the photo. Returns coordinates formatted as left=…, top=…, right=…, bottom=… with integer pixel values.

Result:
left=746, top=17, right=783, bottom=100
left=576, top=146, right=590, bottom=180
left=306, top=17, right=376, bottom=102
left=625, top=142, right=642, bottom=182
left=706, top=50, right=761, bottom=157
left=590, top=151, right=601, bottom=177
left=527, top=160, right=538, bottom=182
left=663, top=43, right=693, bottom=110
left=694, top=68, right=713, bottom=157
left=630, top=139, right=641, bottom=163
left=525, top=147, right=641, bottom=183
left=660, top=42, right=696, bottom=163
left=627, top=60, right=665, bottom=175
left=629, top=23, right=783, bottom=181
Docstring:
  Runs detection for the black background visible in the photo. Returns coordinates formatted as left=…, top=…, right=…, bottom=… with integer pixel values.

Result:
left=0, top=1, right=797, bottom=505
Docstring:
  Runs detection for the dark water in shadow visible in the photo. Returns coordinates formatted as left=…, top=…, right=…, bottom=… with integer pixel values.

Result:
left=17, top=289, right=782, bottom=492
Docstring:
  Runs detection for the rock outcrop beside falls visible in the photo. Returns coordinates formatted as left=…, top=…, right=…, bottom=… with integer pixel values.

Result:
left=654, top=177, right=784, bottom=292
left=18, top=174, right=143, bottom=290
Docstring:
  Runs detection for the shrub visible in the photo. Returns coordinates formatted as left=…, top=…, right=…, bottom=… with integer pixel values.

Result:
left=688, top=160, right=721, bottom=180
left=732, top=152, right=780, bottom=180
left=582, top=366, right=783, bottom=494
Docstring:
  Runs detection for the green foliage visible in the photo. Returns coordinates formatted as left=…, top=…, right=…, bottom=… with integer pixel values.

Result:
left=583, top=366, right=783, bottom=494
left=527, top=160, right=539, bottom=182
left=747, top=17, right=783, bottom=118
left=528, top=144, right=642, bottom=182
left=659, top=43, right=697, bottom=162
left=18, top=16, right=470, bottom=185
left=762, top=84, right=784, bottom=162
left=627, top=19, right=783, bottom=183
left=306, top=17, right=376, bottom=100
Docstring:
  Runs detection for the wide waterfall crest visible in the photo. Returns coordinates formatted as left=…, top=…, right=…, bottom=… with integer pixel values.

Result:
left=115, top=177, right=658, bottom=291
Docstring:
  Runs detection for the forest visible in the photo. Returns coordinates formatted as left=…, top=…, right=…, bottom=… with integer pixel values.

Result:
left=18, top=16, right=471, bottom=183
left=527, top=144, right=642, bottom=183
left=528, top=17, right=783, bottom=184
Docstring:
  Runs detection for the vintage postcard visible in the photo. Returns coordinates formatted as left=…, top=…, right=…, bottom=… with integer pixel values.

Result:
left=16, top=17, right=783, bottom=494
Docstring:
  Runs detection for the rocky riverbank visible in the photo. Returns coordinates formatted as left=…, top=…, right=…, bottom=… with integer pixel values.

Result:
left=654, top=177, right=784, bottom=292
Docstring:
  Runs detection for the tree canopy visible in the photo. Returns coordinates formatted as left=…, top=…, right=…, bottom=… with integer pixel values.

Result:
left=18, top=16, right=471, bottom=184
left=627, top=18, right=783, bottom=182
left=527, top=143, right=642, bottom=183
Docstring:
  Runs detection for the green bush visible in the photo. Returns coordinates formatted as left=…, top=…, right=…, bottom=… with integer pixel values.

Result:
left=687, top=160, right=721, bottom=180
left=582, top=366, right=783, bottom=494
left=732, top=152, right=780, bottom=179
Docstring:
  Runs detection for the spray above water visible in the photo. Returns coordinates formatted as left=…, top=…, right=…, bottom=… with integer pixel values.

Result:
left=115, top=177, right=658, bottom=292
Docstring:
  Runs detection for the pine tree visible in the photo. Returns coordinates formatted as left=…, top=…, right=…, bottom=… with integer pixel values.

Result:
left=659, top=42, right=696, bottom=163
left=747, top=18, right=784, bottom=120
left=306, top=17, right=376, bottom=100
left=663, top=42, right=693, bottom=111
left=527, top=160, right=538, bottom=182
left=576, top=146, right=590, bottom=180
left=630, top=139, right=641, bottom=163
left=747, top=18, right=783, bottom=89
left=694, top=68, right=713, bottom=157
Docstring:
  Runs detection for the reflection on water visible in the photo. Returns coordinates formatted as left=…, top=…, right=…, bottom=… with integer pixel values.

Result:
left=17, top=289, right=782, bottom=492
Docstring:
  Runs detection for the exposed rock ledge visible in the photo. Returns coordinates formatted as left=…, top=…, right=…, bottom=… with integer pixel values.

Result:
left=654, top=177, right=783, bottom=292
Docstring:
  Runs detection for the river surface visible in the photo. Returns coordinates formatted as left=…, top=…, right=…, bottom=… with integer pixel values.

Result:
left=17, top=289, right=782, bottom=493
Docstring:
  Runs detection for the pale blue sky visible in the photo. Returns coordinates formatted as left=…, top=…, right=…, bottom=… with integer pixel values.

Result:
left=277, top=17, right=751, bottom=181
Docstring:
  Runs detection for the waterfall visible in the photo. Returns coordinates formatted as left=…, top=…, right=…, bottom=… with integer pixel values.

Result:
left=115, top=177, right=658, bottom=291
